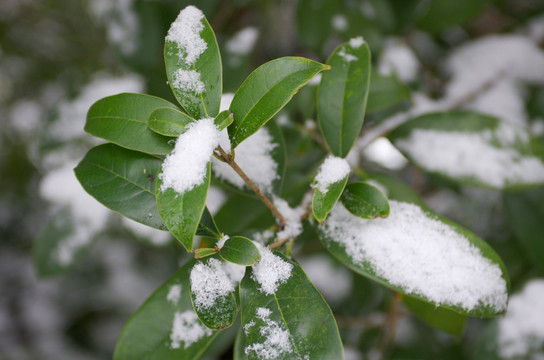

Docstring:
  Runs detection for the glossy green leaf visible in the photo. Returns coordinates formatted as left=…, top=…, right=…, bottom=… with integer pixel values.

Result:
left=214, top=110, right=233, bottom=130
left=189, top=257, right=237, bottom=330
left=312, top=175, right=349, bottom=223
left=196, top=206, right=221, bottom=239
left=85, top=93, right=177, bottom=155
left=366, top=72, right=411, bottom=114
left=340, top=182, right=390, bottom=219
left=228, top=57, right=329, bottom=148
left=156, top=162, right=211, bottom=252
left=195, top=248, right=218, bottom=259
left=164, top=9, right=221, bottom=119
left=317, top=39, right=371, bottom=157
left=114, top=259, right=220, bottom=359
left=403, top=295, right=467, bottom=336
left=219, top=236, right=261, bottom=266
left=238, top=252, right=343, bottom=359
left=365, top=173, right=427, bottom=208
left=318, top=202, right=510, bottom=317
left=147, top=107, right=195, bottom=137
left=75, top=143, right=166, bottom=230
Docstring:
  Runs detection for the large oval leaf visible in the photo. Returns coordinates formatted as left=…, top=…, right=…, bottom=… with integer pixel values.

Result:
left=228, top=57, right=329, bottom=148
left=340, top=182, right=390, bottom=219
left=238, top=251, right=343, bottom=359
left=318, top=200, right=510, bottom=317
left=114, top=259, right=220, bottom=359
left=85, top=93, right=177, bottom=155
left=148, top=107, right=195, bottom=137
left=389, top=111, right=544, bottom=190
left=219, top=236, right=261, bottom=266
left=74, top=143, right=166, bottom=230
left=156, top=162, right=211, bottom=252
left=164, top=6, right=222, bottom=119
left=317, top=38, right=371, bottom=157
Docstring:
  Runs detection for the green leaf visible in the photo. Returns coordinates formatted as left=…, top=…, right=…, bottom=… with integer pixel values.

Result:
left=219, top=236, right=261, bottom=266
left=85, top=93, right=177, bottom=155
left=312, top=175, right=349, bottom=223
left=403, top=295, right=467, bottom=336
left=367, top=72, right=411, bottom=114
left=214, top=110, right=234, bottom=130
left=318, top=201, right=510, bottom=317
left=417, top=0, right=488, bottom=34
left=164, top=8, right=222, bottom=119
left=340, top=182, right=390, bottom=219
left=114, top=259, right=220, bottom=359
left=156, top=162, right=211, bottom=252
left=365, top=173, right=427, bottom=208
left=74, top=143, right=166, bottom=230
left=214, top=194, right=275, bottom=235
left=228, top=57, right=329, bottom=148
left=239, top=252, right=343, bottom=359
left=189, top=257, right=237, bottom=330
left=195, top=248, right=218, bottom=259
left=295, top=0, right=340, bottom=52
left=389, top=111, right=544, bottom=190
left=196, top=206, right=221, bottom=239
left=147, top=107, right=195, bottom=137
left=317, top=39, right=371, bottom=157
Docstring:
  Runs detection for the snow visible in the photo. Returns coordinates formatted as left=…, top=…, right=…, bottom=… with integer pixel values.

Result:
left=215, top=234, right=229, bottom=249
left=338, top=48, right=358, bottom=63
left=244, top=307, right=293, bottom=359
left=323, top=201, right=508, bottom=311
left=219, top=93, right=234, bottom=112
left=222, top=261, right=246, bottom=284
left=349, top=36, right=365, bottom=49
left=171, top=69, right=205, bottom=94
left=212, top=127, right=279, bottom=194
left=252, top=229, right=276, bottom=244
left=498, top=279, right=544, bottom=358
left=189, top=258, right=234, bottom=310
left=308, top=73, right=322, bottom=86
left=299, top=254, right=352, bottom=303
left=89, top=0, right=139, bottom=54
left=273, top=197, right=305, bottom=240
left=166, top=6, right=207, bottom=66
left=170, top=310, right=212, bottom=349
left=167, top=284, right=182, bottom=305
left=226, top=27, right=259, bottom=55
left=331, top=14, right=348, bottom=32
left=205, top=186, right=227, bottom=214
left=251, top=245, right=293, bottom=295
left=379, top=38, right=420, bottom=83
left=363, top=137, right=408, bottom=170
left=159, top=118, right=221, bottom=194
left=313, top=156, right=350, bottom=193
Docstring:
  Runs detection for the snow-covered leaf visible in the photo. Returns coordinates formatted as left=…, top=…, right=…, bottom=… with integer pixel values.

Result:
left=340, top=182, right=390, bottom=219
left=312, top=156, right=351, bottom=223
left=147, top=107, right=195, bottom=137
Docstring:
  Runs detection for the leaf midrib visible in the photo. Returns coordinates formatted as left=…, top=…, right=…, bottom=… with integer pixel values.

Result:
left=85, top=161, right=154, bottom=195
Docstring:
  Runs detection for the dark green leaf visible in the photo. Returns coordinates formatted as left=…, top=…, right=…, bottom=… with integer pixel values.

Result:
left=114, top=259, right=220, bottom=359
left=214, top=110, right=233, bottom=130
left=156, top=162, right=211, bottom=252
left=417, top=0, right=488, bottom=34
left=239, top=252, right=343, bottom=359
left=367, top=72, right=411, bottom=114
left=340, top=182, right=390, bottom=219
left=85, top=93, right=177, bottom=155
left=75, top=143, right=166, bottom=229
left=164, top=8, right=222, bottom=118
left=295, top=0, right=340, bottom=52
left=365, top=173, right=427, bottom=208
left=318, top=39, right=371, bottom=157
left=228, top=57, right=329, bottom=148
left=195, top=248, right=218, bottom=259
left=196, top=207, right=221, bottom=239
left=403, top=295, right=467, bottom=336
left=312, top=175, right=349, bottom=223
left=219, top=236, right=261, bottom=266
left=214, top=194, right=275, bottom=235
left=147, top=107, right=195, bottom=137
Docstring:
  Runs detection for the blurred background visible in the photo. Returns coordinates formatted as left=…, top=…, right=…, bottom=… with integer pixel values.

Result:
left=1, top=0, right=544, bottom=359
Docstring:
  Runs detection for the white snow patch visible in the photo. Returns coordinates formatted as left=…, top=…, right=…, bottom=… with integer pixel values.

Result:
left=274, top=198, right=305, bottom=240
left=363, top=137, right=408, bottom=170
left=190, top=258, right=234, bottom=310
left=212, top=127, right=278, bottom=194
left=220, top=93, right=234, bottom=112
left=215, top=234, right=229, bottom=249
left=205, top=186, right=227, bottom=215
left=166, top=6, right=207, bottom=66
left=167, top=284, right=182, bottom=305
left=379, top=38, right=420, bottom=83
left=331, top=14, right=348, bottom=31
left=308, top=73, right=322, bottom=86
left=226, top=27, right=259, bottom=55
left=313, top=156, right=350, bottom=193
left=349, top=36, right=365, bottom=49
left=222, top=261, right=246, bottom=284
left=498, top=279, right=544, bottom=358
left=251, top=245, right=293, bottom=295
left=160, top=118, right=221, bottom=194
left=299, top=254, right=352, bottom=303
left=338, top=48, right=358, bottom=63
left=244, top=307, right=293, bottom=359
left=170, top=310, right=212, bottom=349
left=172, top=69, right=205, bottom=94
left=323, top=201, right=508, bottom=311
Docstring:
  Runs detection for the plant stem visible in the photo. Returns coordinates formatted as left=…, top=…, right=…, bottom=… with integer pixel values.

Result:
left=215, top=145, right=287, bottom=227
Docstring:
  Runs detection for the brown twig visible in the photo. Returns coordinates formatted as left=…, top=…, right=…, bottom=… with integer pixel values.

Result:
left=377, top=291, right=403, bottom=358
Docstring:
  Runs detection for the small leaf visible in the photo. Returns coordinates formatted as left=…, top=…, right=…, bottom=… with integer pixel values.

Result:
left=367, top=72, right=411, bottom=114
left=164, top=7, right=222, bottom=119
left=195, top=248, right=218, bottom=259
left=85, top=93, right=177, bottom=155
left=318, top=38, right=371, bottom=157
left=340, top=182, right=390, bottom=219
left=228, top=57, right=329, bottom=148
left=148, top=107, right=195, bottom=137
left=214, top=110, right=234, bottom=130
left=75, top=143, right=166, bottom=229
left=156, top=162, right=211, bottom=252
left=219, top=236, right=261, bottom=266
left=114, top=259, right=220, bottom=359
left=312, top=175, right=349, bottom=223
left=196, top=207, right=221, bottom=239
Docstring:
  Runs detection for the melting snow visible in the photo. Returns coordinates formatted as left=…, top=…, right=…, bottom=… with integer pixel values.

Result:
left=313, top=156, right=350, bottom=193
left=170, top=310, right=212, bottom=349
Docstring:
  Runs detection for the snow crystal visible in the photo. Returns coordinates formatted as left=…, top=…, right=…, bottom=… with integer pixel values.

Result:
left=349, top=36, right=365, bottom=49
left=245, top=307, right=293, bottom=359
left=323, top=201, right=508, bottom=311
left=498, top=280, right=544, bottom=358
left=378, top=38, right=420, bottom=83
left=313, top=156, right=350, bottom=193
left=167, top=284, right=182, bottom=305
left=166, top=6, right=207, bottom=66
left=159, top=118, right=221, bottom=194
left=212, top=127, right=279, bottom=194
left=190, top=258, right=234, bottom=310
left=338, top=48, right=358, bottom=63
left=273, top=197, right=304, bottom=240
left=299, top=254, right=352, bottom=303
left=171, top=69, right=205, bottom=94
left=251, top=245, right=293, bottom=295
left=331, top=14, right=348, bottom=31
left=226, top=27, right=259, bottom=55
left=170, top=310, right=212, bottom=349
